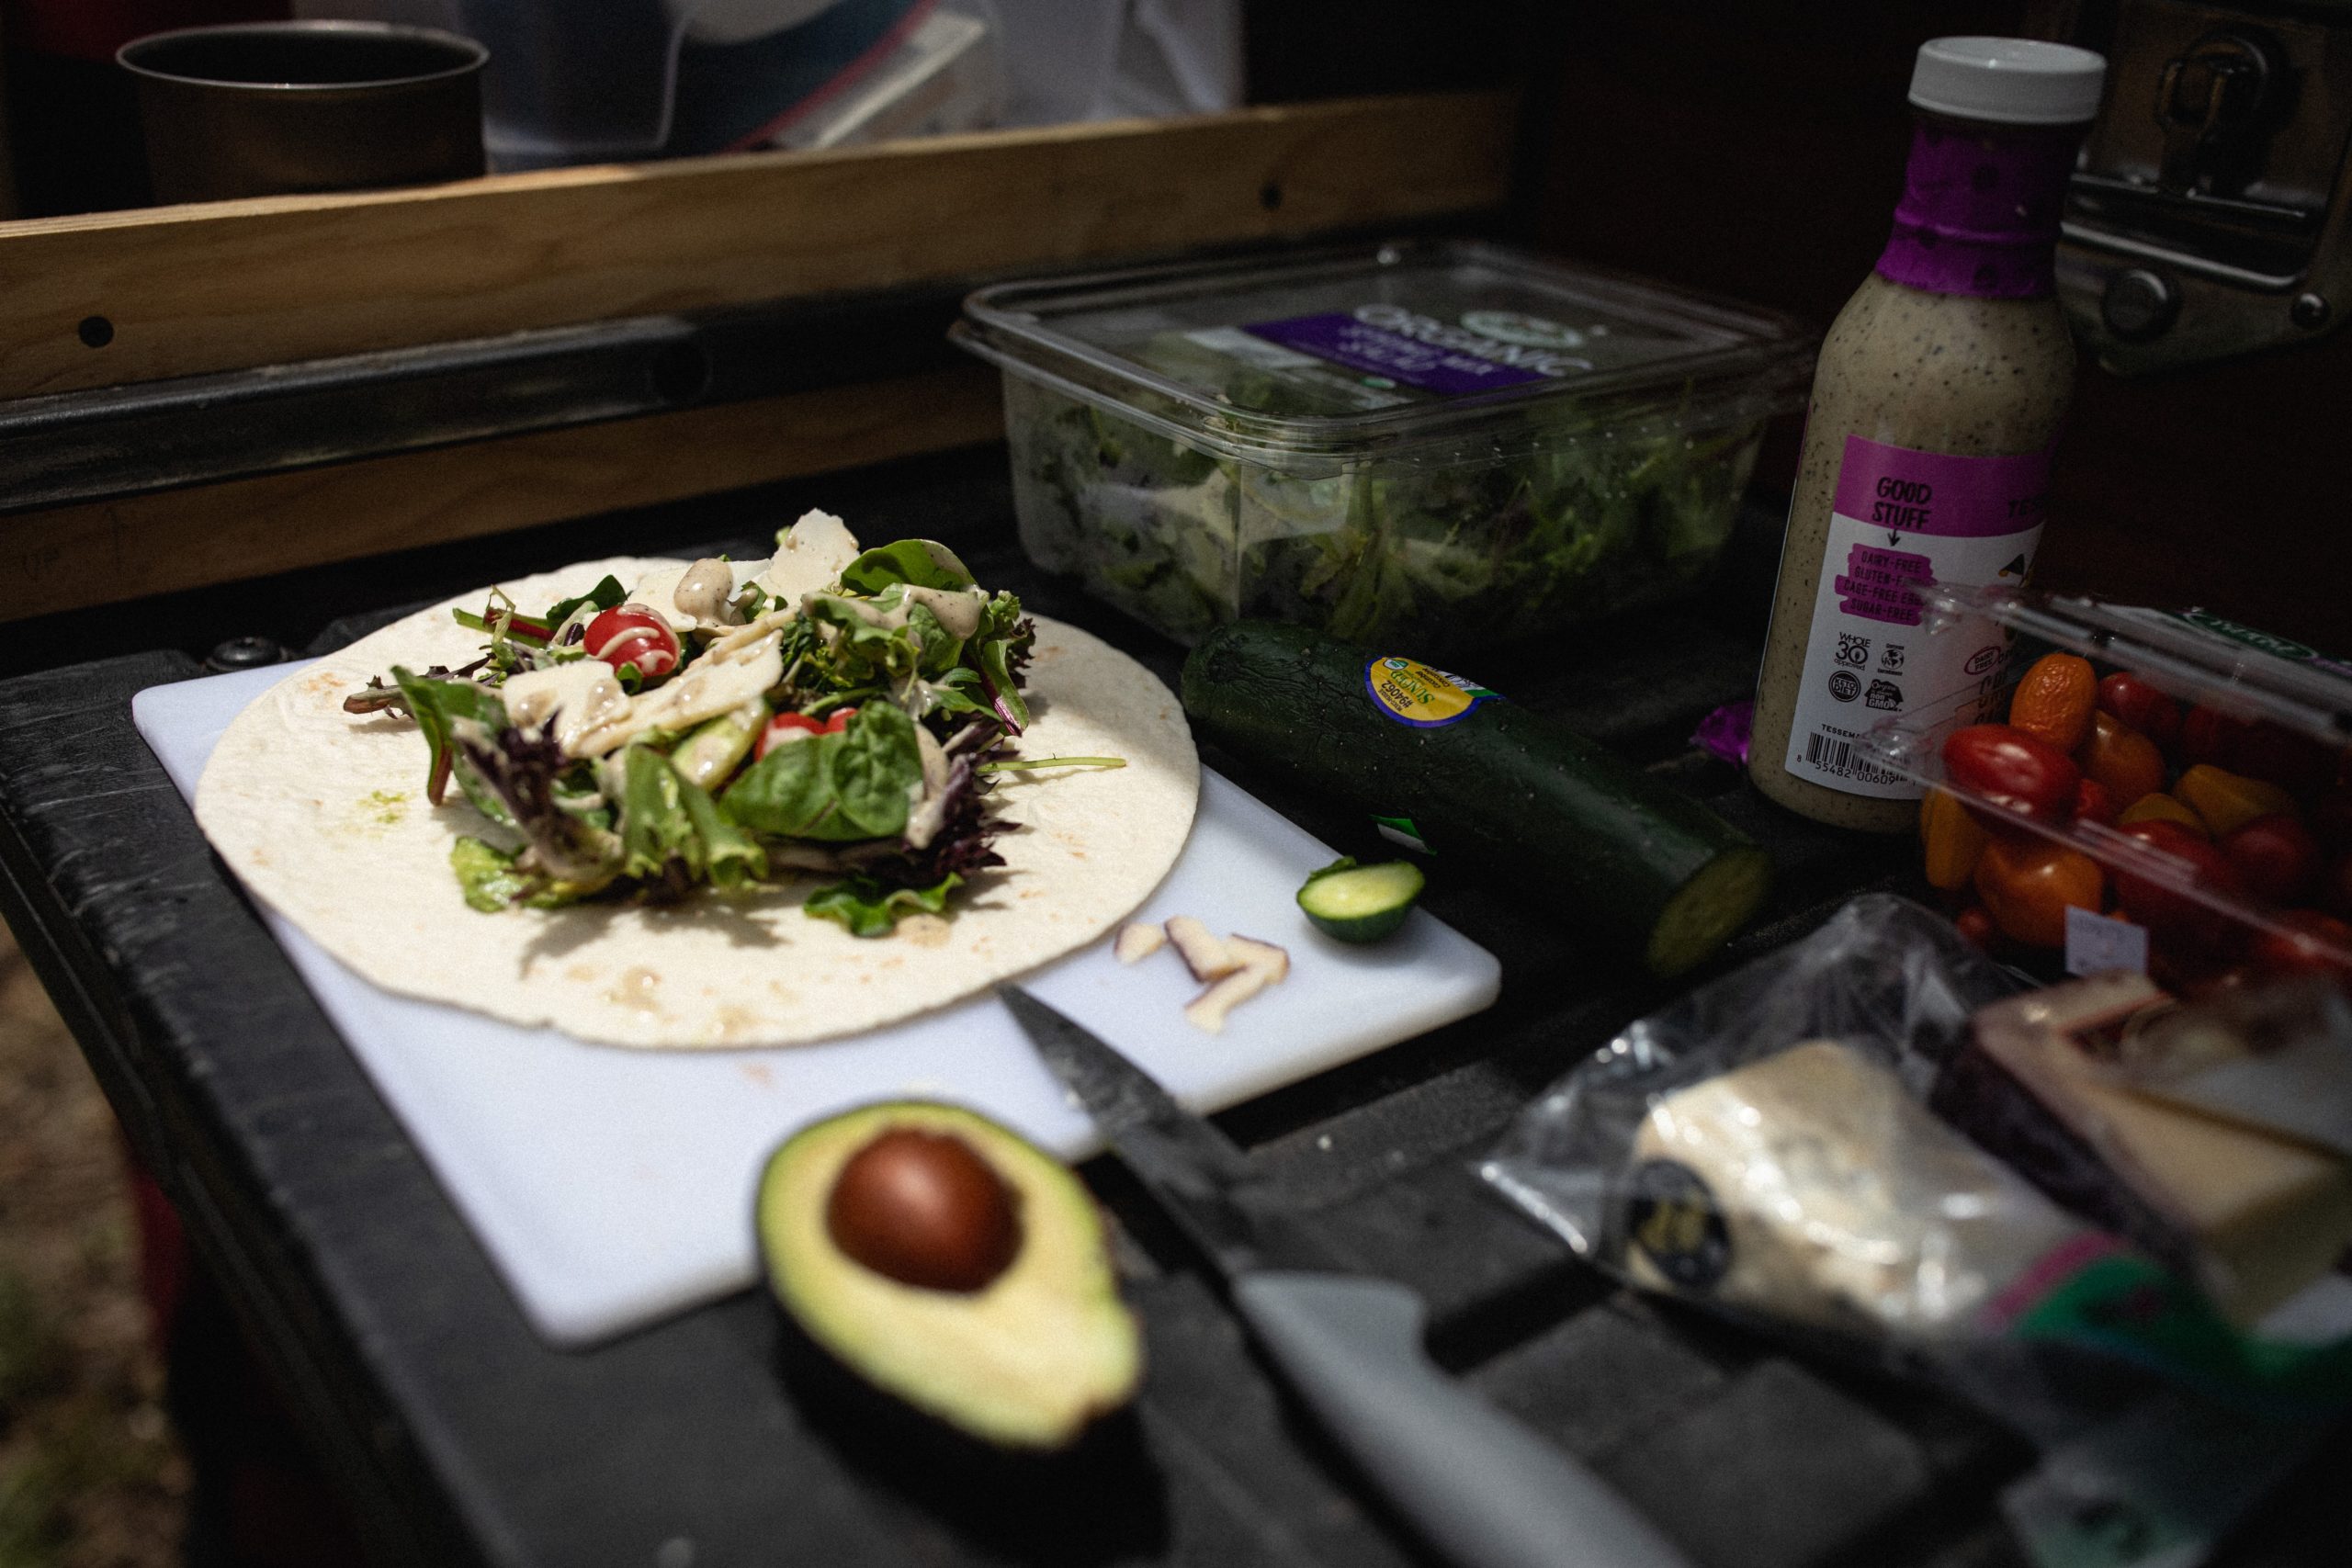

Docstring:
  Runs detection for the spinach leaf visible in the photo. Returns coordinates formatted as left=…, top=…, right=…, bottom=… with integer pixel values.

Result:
left=541, top=574, right=627, bottom=630
left=839, top=539, right=975, bottom=594
left=720, top=734, right=850, bottom=840
left=718, top=703, right=923, bottom=843
left=803, top=874, right=962, bottom=937
left=831, top=703, right=922, bottom=838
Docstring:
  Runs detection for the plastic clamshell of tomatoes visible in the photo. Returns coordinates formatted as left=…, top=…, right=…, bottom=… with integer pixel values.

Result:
left=1943, top=724, right=2080, bottom=827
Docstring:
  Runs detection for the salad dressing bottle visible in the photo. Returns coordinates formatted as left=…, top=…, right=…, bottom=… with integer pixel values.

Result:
left=1750, top=38, right=2105, bottom=831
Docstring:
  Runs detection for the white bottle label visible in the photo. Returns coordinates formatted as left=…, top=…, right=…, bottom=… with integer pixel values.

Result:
left=1782, top=434, right=2052, bottom=799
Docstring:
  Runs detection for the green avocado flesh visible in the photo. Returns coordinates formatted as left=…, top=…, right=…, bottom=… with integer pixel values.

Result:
left=756, top=1102, right=1142, bottom=1450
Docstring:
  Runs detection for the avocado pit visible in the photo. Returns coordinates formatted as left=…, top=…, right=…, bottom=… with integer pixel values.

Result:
left=826, top=1127, right=1023, bottom=1292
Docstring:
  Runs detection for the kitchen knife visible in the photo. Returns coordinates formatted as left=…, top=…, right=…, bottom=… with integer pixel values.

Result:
left=1000, top=986, right=1692, bottom=1568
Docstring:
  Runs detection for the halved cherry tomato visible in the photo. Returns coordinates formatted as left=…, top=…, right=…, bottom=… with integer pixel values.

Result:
left=755, top=711, right=824, bottom=760
left=583, top=604, right=681, bottom=680
left=2175, top=763, right=2295, bottom=839
left=2095, top=672, right=2181, bottom=751
left=754, top=706, right=860, bottom=761
left=2007, top=652, right=2098, bottom=753
left=2110, top=818, right=2248, bottom=950
left=2073, top=776, right=2117, bottom=828
left=1943, top=724, right=2080, bottom=827
left=1974, top=835, right=2105, bottom=948
left=1920, top=787, right=1990, bottom=890
left=2246, top=909, right=2352, bottom=982
left=2220, top=814, right=2321, bottom=905
left=2075, top=710, right=2166, bottom=810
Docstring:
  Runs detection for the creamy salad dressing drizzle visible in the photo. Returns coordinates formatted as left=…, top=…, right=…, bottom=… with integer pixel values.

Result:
left=1749, top=41, right=2101, bottom=832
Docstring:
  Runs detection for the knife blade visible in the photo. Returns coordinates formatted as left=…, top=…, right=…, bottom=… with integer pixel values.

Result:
left=1000, top=986, right=1693, bottom=1568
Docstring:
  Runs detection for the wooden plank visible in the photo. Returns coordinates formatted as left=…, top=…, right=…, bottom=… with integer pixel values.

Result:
left=0, top=92, right=1516, bottom=400
left=0, top=365, right=1001, bottom=622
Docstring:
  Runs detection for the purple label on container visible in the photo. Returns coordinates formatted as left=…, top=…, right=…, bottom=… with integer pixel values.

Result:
left=1243, top=308, right=1561, bottom=397
left=1831, top=434, right=2053, bottom=538
left=1874, top=120, right=2084, bottom=299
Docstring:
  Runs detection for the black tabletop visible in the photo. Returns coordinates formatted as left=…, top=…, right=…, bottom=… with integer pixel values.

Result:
left=0, top=449, right=2342, bottom=1568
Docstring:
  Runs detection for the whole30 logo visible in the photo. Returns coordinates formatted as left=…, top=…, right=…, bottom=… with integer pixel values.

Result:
left=1351, top=303, right=1592, bottom=378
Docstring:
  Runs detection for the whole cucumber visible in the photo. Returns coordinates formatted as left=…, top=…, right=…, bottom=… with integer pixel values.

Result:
left=1181, top=622, right=1770, bottom=977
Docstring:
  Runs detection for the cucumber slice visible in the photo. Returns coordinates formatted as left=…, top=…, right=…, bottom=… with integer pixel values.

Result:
left=1297, top=857, right=1425, bottom=942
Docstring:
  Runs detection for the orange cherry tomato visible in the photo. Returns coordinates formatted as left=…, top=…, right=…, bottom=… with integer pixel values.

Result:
left=1920, top=787, right=1990, bottom=890
left=1974, top=835, right=2106, bottom=949
left=2076, top=710, right=2166, bottom=810
left=2007, top=652, right=2098, bottom=754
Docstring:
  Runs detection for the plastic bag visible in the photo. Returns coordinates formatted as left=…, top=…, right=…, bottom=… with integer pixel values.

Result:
left=1479, top=894, right=2352, bottom=1438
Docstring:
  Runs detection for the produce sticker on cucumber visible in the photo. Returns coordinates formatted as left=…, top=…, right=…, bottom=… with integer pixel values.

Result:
left=1364, top=657, right=1498, bottom=728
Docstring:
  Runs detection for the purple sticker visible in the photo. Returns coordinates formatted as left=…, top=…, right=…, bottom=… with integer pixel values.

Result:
left=1244, top=310, right=1554, bottom=398
left=1692, top=700, right=1753, bottom=767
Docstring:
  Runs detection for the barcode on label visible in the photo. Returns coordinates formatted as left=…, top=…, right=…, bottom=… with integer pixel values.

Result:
left=1804, top=730, right=1900, bottom=785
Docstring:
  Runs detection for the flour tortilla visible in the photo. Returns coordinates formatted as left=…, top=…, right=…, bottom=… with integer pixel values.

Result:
left=195, top=557, right=1198, bottom=1048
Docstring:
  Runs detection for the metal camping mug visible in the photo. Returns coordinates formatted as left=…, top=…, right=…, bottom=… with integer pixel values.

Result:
left=119, top=21, right=488, bottom=203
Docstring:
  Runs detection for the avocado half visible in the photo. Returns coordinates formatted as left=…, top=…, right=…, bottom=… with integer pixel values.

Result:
left=755, top=1101, right=1142, bottom=1450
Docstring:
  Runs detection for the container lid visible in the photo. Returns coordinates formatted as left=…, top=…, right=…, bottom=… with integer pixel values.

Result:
left=953, top=240, right=1815, bottom=460
left=1908, top=37, right=2106, bottom=126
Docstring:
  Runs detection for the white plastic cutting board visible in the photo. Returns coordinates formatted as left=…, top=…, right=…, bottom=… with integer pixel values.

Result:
left=136, top=662, right=1499, bottom=1347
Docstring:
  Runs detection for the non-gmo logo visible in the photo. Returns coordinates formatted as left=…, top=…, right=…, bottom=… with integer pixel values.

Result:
left=1461, top=310, right=1586, bottom=350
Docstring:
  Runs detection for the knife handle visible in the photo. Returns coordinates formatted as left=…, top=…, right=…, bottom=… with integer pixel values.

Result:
left=1233, top=1271, right=1692, bottom=1568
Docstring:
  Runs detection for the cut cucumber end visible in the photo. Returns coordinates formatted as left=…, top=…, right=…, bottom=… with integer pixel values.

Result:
left=1645, top=846, right=1772, bottom=978
left=1297, top=859, right=1426, bottom=943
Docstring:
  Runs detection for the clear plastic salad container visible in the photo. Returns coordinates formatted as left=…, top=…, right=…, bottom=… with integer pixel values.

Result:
left=952, top=240, right=1815, bottom=653
left=1854, top=586, right=2352, bottom=990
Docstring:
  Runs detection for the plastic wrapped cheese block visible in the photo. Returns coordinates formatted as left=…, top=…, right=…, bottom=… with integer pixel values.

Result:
left=1625, top=1039, right=2090, bottom=1338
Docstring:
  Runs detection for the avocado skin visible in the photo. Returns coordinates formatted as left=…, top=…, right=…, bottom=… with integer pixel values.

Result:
left=1181, top=621, right=1771, bottom=976
left=764, top=1300, right=1167, bottom=1554
left=755, top=1102, right=1143, bottom=1453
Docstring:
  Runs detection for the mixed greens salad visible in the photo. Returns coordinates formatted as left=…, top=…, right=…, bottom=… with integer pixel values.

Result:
left=1005, top=337, right=1765, bottom=653
left=346, top=513, right=1108, bottom=936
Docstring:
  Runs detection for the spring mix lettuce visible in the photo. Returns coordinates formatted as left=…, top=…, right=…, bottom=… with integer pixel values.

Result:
left=345, top=512, right=1111, bottom=936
